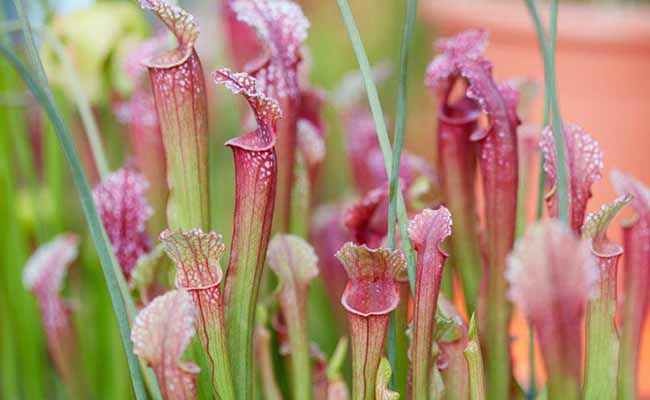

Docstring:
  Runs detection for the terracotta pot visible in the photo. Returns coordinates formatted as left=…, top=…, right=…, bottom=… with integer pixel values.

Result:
left=421, top=0, right=650, bottom=396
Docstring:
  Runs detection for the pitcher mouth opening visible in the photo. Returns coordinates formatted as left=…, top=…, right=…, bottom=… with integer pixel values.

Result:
left=438, top=99, right=481, bottom=125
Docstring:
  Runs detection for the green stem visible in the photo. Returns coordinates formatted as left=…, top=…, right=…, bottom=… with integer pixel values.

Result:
left=618, top=319, right=638, bottom=400
left=12, top=0, right=47, bottom=89
left=386, top=0, right=417, bottom=249
left=546, top=0, right=569, bottom=221
left=524, top=0, right=568, bottom=224
left=349, top=314, right=389, bottom=400
left=254, top=326, right=283, bottom=400
left=583, top=262, right=618, bottom=400
left=484, top=262, right=511, bottom=400
left=285, top=299, right=312, bottom=400
left=335, top=2, right=417, bottom=392
left=524, top=1, right=570, bottom=397
left=334, top=0, right=417, bottom=291
left=387, top=284, right=409, bottom=395
left=516, top=165, right=530, bottom=239
left=43, top=91, right=66, bottom=234
left=465, top=315, right=487, bottom=400
left=384, top=0, right=418, bottom=391
left=0, top=44, right=147, bottom=400
left=289, top=153, right=310, bottom=238
left=526, top=323, right=537, bottom=400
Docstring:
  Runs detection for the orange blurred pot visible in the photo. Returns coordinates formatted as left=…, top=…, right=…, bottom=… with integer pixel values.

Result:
left=421, top=0, right=650, bottom=397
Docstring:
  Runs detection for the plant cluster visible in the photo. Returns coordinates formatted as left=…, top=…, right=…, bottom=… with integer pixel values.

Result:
left=2, top=0, right=650, bottom=399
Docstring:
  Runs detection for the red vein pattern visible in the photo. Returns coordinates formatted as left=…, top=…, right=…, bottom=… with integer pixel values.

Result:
left=141, top=0, right=209, bottom=231
left=336, top=243, right=406, bottom=400
left=426, top=30, right=520, bottom=399
left=408, top=207, right=453, bottom=399
left=132, top=289, right=199, bottom=400
left=214, top=68, right=280, bottom=400
left=231, top=0, right=310, bottom=231
left=432, top=94, right=482, bottom=312
left=160, top=229, right=234, bottom=399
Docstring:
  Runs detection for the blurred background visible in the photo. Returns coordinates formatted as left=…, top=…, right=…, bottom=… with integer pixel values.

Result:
left=1, top=0, right=649, bottom=398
